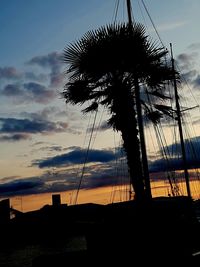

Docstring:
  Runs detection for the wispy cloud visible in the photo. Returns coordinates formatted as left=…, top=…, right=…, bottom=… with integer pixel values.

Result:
left=187, top=43, right=200, bottom=50
left=156, top=20, right=188, bottom=32
left=0, top=67, right=22, bottom=80
left=0, top=51, right=65, bottom=105
left=27, top=51, right=64, bottom=88
left=176, top=51, right=200, bottom=86
left=0, top=133, right=31, bottom=142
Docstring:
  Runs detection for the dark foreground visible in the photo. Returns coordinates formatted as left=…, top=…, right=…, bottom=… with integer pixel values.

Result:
left=1, top=196, right=200, bottom=266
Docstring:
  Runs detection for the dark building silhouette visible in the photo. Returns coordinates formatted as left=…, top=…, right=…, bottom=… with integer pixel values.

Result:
left=0, top=198, right=10, bottom=223
left=52, top=194, right=61, bottom=206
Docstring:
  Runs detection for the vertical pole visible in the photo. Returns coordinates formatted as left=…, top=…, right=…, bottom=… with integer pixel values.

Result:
left=126, top=0, right=133, bottom=25
left=170, top=43, right=191, bottom=198
left=126, top=0, right=152, bottom=199
left=134, top=79, right=152, bottom=199
left=126, top=0, right=135, bottom=25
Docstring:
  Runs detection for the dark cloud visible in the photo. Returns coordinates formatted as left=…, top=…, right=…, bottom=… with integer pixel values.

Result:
left=0, top=51, right=65, bottom=104
left=0, top=133, right=31, bottom=142
left=177, top=53, right=192, bottom=64
left=27, top=52, right=64, bottom=88
left=176, top=51, right=200, bottom=86
left=176, top=52, right=198, bottom=83
left=165, top=137, right=200, bottom=156
left=0, top=117, right=68, bottom=134
left=23, top=82, right=56, bottom=103
left=0, top=158, right=129, bottom=198
left=187, top=43, right=200, bottom=50
left=149, top=157, right=180, bottom=173
left=181, top=70, right=197, bottom=83
left=149, top=136, right=200, bottom=172
left=149, top=156, right=200, bottom=173
left=0, top=178, right=44, bottom=197
left=0, top=67, right=21, bottom=80
left=1, top=84, right=22, bottom=96
left=24, top=82, right=46, bottom=93
left=27, top=52, right=62, bottom=69
left=24, top=72, right=47, bottom=83
left=81, top=162, right=129, bottom=189
left=33, top=147, right=121, bottom=168
left=177, top=52, right=197, bottom=68
left=1, top=82, right=56, bottom=104
left=192, top=75, right=200, bottom=89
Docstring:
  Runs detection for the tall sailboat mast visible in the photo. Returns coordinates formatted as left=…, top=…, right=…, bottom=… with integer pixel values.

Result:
left=126, top=0, right=135, bottom=24
left=170, top=43, right=192, bottom=198
left=126, top=0, right=152, bottom=199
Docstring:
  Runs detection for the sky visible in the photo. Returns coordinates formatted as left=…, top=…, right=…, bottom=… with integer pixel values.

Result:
left=1, top=0, right=200, bottom=209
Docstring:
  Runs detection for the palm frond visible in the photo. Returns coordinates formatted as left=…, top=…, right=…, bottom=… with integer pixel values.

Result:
left=148, top=90, right=171, bottom=100
left=154, top=104, right=174, bottom=118
left=62, top=79, right=92, bottom=105
left=82, top=102, right=98, bottom=113
left=146, top=110, right=162, bottom=124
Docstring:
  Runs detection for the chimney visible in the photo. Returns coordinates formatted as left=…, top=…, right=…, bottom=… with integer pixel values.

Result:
left=52, top=194, right=61, bottom=206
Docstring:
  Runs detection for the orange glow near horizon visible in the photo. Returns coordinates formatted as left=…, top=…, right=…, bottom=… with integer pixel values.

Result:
left=8, top=179, right=200, bottom=213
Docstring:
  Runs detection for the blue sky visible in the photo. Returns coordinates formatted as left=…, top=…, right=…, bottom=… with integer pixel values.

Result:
left=1, top=0, right=200, bottom=200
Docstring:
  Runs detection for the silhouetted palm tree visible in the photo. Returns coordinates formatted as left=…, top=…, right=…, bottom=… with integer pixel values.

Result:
left=62, top=23, right=176, bottom=201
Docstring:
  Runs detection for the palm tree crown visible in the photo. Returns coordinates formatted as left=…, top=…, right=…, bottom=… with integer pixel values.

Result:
left=62, top=22, right=178, bottom=201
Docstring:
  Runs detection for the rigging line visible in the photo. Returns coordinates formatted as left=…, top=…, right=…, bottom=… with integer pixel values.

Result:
left=122, top=0, right=125, bottom=23
left=118, top=139, right=127, bottom=201
left=140, top=0, right=165, bottom=49
left=155, top=124, right=177, bottom=196
left=112, top=0, right=120, bottom=23
left=121, top=146, right=130, bottom=200
left=91, top=106, right=106, bottom=149
left=159, top=123, right=181, bottom=193
left=110, top=131, right=118, bottom=203
left=177, top=80, right=200, bottom=179
left=177, top=80, right=200, bottom=141
left=143, top=88, right=166, bottom=181
left=130, top=0, right=135, bottom=23
left=175, top=61, right=200, bottom=109
left=118, top=136, right=131, bottom=200
left=137, top=0, right=148, bottom=31
left=110, top=132, right=125, bottom=203
left=73, top=109, right=98, bottom=205
left=172, top=123, right=182, bottom=192
left=144, top=86, right=178, bottom=194
left=120, top=146, right=128, bottom=201
left=70, top=111, right=93, bottom=205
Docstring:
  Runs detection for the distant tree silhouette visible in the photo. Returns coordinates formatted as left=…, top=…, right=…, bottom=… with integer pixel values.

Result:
left=62, top=23, right=177, bottom=201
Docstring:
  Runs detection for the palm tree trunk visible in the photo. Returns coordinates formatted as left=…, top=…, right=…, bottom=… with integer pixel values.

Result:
left=113, top=81, right=146, bottom=201
left=121, top=119, right=146, bottom=201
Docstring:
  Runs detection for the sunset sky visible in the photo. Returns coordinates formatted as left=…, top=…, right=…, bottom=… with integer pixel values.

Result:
left=1, top=0, right=200, bottom=210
